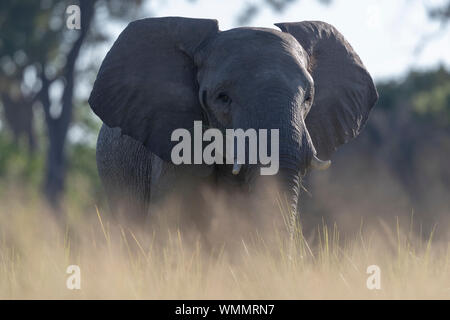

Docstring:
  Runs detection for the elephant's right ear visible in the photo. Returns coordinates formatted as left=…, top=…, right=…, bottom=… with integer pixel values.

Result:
left=89, top=17, right=219, bottom=162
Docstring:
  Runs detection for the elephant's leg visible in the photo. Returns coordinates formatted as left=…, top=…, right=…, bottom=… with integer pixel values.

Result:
left=149, top=155, right=215, bottom=235
left=96, top=124, right=153, bottom=220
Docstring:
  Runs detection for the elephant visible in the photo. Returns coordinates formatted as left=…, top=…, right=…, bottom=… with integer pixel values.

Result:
left=89, top=17, right=378, bottom=231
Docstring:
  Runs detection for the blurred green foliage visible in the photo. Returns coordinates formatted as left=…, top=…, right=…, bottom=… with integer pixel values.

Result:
left=0, top=101, right=103, bottom=208
left=377, top=66, right=450, bottom=110
left=413, top=81, right=450, bottom=126
left=0, top=131, right=43, bottom=184
left=0, top=0, right=144, bottom=208
left=376, top=66, right=450, bottom=126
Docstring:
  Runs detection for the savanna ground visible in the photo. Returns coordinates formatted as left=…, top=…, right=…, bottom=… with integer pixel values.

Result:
left=1, top=184, right=449, bottom=300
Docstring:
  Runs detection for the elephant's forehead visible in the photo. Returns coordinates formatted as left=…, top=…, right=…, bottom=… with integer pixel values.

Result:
left=206, top=28, right=307, bottom=70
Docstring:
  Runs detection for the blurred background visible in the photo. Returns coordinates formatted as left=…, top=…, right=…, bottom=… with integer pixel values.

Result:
left=0, top=0, right=449, bottom=237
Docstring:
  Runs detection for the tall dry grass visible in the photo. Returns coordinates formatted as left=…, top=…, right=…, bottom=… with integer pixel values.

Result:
left=0, top=189, right=449, bottom=300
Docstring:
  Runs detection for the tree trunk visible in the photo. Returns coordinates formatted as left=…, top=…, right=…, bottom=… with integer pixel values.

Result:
left=41, top=0, right=95, bottom=209
left=1, top=93, right=37, bottom=152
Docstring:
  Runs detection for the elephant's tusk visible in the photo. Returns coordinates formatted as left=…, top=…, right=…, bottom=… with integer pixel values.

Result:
left=232, top=162, right=242, bottom=175
left=310, top=154, right=331, bottom=171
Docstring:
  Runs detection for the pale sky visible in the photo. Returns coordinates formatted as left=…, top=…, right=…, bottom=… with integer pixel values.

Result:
left=141, top=0, right=450, bottom=81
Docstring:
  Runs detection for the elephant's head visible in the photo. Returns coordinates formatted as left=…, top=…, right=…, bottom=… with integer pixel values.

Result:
left=89, top=17, right=378, bottom=214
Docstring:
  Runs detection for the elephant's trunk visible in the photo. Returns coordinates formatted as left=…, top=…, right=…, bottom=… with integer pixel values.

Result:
left=245, top=156, right=303, bottom=217
left=278, top=158, right=302, bottom=213
left=238, top=93, right=318, bottom=216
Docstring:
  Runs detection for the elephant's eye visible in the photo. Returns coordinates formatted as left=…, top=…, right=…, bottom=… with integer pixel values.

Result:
left=305, top=88, right=314, bottom=104
left=305, top=93, right=312, bottom=103
left=216, top=92, right=231, bottom=104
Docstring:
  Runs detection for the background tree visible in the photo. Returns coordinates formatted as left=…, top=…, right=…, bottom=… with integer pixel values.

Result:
left=0, top=0, right=144, bottom=209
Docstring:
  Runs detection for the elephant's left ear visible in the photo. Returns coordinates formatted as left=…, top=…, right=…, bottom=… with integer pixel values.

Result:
left=275, top=21, right=378, bottom=160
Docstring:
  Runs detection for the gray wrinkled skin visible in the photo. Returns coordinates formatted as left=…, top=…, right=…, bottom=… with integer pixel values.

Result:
left=90, top=17, right=378, bottom=223
left=97, top=124, right=218, bottom=222
left=96, top=125, right=152, bottom=218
